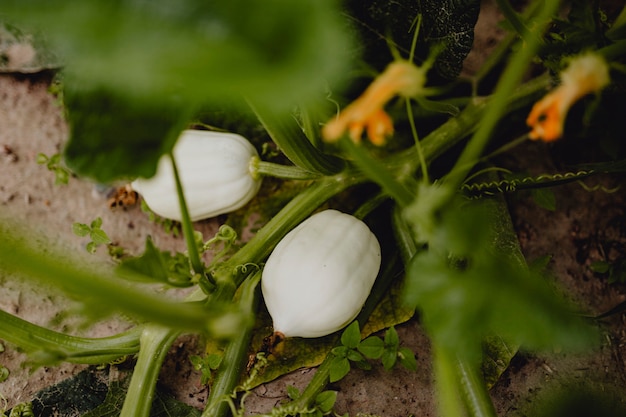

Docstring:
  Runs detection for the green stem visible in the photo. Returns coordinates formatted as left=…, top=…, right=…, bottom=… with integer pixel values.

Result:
left=170, top=154, right=214, bottom=290
left=434, top=344, right=464, bottom=417
left=456, top=358, right=498, bottom=417
left=339, top=137, right=416, bottom=207
left=494, top=0, right=540, bottom=46
left=0, top=308, right=141, bottom=364
left=120, top=325, right=180, bottom=417
left=0, top=235, right=226, bottom=334
left=210, top=172, right=363, bottom=288
left=203, top=272, right=262, bottom=417
left=248, top=99, right=345, bottom=175
left=252, top=158, right=323, bottom=180
left=406, top=97, right=429, bottom=183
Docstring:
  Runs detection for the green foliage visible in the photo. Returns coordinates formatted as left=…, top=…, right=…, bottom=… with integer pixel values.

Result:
left=118, top=236, right=195, bottom=287
left=284, top=387, right=338, bottom=417
left=72, top=217, right=112, bottom=254
left=190, top=354, right=223, bottom=386
left=36, top=152, right=71, bottom=185
left=329, top=322, right=417, bottom=382
left=2, top=0, right=352, bottom=183
left=403, top=197, right=598, bottom=361
left=590, top=258, right=626, bottom=284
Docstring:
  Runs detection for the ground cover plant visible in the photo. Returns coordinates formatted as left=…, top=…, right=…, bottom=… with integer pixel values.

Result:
left=1, top=0, right=626, bottom=416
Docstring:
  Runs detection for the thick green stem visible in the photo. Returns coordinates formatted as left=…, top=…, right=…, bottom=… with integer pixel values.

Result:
left=0, top=308, right=141, bottom=364
left=203, top=272, right=261, bottom=417
left=456, top=358, right=499, bottom=417
left=210, top=173, right=363, bottom=288
left=120, top=325, right=180, bottom=417
left=248, top=100, right=345, bottom=175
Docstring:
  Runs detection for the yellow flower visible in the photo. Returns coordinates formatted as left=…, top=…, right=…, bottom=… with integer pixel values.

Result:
left=323, top=60, right=425, bottom=146
left=526, top=53, right=610, bottom=142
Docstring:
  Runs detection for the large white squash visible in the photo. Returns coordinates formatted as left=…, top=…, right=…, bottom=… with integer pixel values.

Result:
left=261, top=209, right=382, bottom=338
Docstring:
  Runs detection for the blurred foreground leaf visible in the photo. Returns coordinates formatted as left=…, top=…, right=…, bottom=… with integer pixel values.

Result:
left=1, top=0, right=352, bottom=182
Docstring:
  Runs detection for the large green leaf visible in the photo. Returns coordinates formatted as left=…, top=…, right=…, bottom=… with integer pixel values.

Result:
left=1, top=0, right=352, bottom=182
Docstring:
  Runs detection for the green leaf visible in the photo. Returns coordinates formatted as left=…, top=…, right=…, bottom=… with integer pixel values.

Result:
left=340, top=321, right=361, bottom=349
left=62, top=85, right=189, bottom=183
left=4, top=0, right=352, bottom=182
left=398, top=347, right=417, bottom=371
left=329, top=357, right=351, bottom=383
left=590, top=260, right=611, bottom=274
left=381, top=348, right=397, bottom=370
left=346, top=349, right=366, bottom=363
left=118, top=237, right=194, bottom=287
left=89, top=228, right=111, bottom=246
left=531, top=187, right=557, bottom=211
left=72, top=222, right=91, bottom=237
left=286, top=385, right=301, bottom=400
left=90, top=217, right=103, bottom=229
left=384, top=326, right=399, bottom=350
left=0, top=365, right=9, bottom=383
left=358, top=336, right=385, bottom=359
left=315, top=391, right=338, bottom=414
left=85, top=241, right=98, bottom=255
left=403, top=197, right=598, bottom=361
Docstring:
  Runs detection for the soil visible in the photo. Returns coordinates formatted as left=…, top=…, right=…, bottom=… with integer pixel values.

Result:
left=1, top=1, right=626, bottom=416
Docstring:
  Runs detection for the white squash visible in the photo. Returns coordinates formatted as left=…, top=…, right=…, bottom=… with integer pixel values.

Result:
left=131, top=130, right=261, bottom=221
left=261, top=209, right=382, bottom=338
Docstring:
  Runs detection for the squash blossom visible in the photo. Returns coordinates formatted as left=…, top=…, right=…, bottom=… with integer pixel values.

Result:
left=526, top=53, right=610, bottom=142
left=322, top=60, right=426, bottom=146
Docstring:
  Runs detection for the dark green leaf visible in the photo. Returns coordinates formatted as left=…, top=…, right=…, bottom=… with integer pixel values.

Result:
left=3, top=0, right=352, bottom=181
left=329, top=357, right=351, bottom=383
left=315, top=391, right=337, bottom=413
left=590, top=260, right=611, bottom=274
left=331, top=346, right=349, bottom=358
left=346, top=349, right=365, bottom=363
left=63, top=85, right=189, bottom=183
left=340, top=321, right=361, bottom=349
left=358, top=336, right=385, bottom=359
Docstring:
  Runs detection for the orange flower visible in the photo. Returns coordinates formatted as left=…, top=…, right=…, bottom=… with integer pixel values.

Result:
left=526, top=53, right=610, bottom=142
left=323, top=60, right=425, bottom=146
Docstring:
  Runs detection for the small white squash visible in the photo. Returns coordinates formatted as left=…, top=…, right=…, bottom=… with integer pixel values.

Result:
left=131, top=129, right=261, bottom=221
left=261, top=209, right=382, bottom=338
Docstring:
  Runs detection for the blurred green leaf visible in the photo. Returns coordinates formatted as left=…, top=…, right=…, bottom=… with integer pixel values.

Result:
left=404, top=197, right=598, bottom=361
left=531, top=187, right=557, bottom=211
left=118, top=236, right=194, bottom=287
left=2, top=0, right=352, bottom=182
